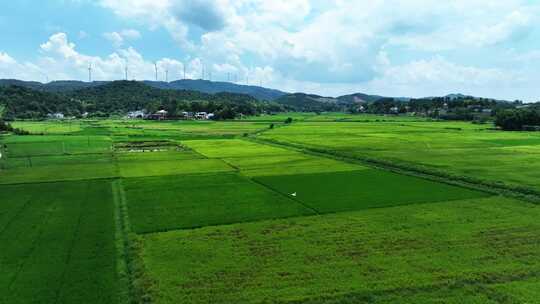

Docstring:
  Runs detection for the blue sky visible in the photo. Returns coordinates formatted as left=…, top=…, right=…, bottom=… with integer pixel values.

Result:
left=0, top=0, right=539, bottom=101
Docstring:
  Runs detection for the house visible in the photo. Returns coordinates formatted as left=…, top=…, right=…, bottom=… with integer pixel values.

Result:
left=127, top=110, right=145, bottom=119
left=47, top=113, right=64, bottom=119
left=195, top=112, right=208, bottom=119
left=146, top=110, right=168, bottom=120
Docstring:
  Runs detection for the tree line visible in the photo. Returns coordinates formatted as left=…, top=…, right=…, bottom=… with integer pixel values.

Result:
left=0, top=81, right=286, bottom=120
left=495, top=107, right=540, bottom=131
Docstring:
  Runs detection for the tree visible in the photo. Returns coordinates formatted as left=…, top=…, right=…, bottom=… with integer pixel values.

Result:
left=495, top=109, right=540, bottom=131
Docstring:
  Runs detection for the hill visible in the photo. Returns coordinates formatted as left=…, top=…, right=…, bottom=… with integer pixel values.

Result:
left=144, top=79, right=287, bottom=101
left=0, top=79, right=287, bottom=101
left=275, top=93, right=345, bottom=111
left=0, top=81, right=284, bottom=119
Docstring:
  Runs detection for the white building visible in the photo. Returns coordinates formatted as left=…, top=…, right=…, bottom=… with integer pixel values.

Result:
left=127, top=110, right=145, bottom=119
left=47, top=113, right=64, bottom=119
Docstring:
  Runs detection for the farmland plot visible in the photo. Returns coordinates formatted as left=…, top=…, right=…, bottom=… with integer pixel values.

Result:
left=259, top=121, right=540, bottom=192
left=255, top=169, right=490, bottom=213
left=124, top=173, right=314, bottom=233
left=183, top=139, right=364, bottom=176
left=0, top=180, right=117, bottom=304
left=140, top=196, right=540, bottom=304
left=3, top=136, right=112, bottom=157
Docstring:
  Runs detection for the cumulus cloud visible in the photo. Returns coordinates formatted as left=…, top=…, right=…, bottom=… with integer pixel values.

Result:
left=3, top=0, right=540, bottom=101
left=104, top=29, right=141, bottom=47
left=1, top=33, right=198, bottom=82
left=171, top=0, right=228, bottom=31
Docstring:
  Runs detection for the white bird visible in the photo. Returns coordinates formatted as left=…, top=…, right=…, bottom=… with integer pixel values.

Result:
left=291, top=192, right=297, bottom=197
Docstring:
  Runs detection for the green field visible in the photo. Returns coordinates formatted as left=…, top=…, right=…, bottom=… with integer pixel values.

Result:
left=140, top=196, right=540, bottom=304
left=255, top=169, right=490, bottom=213
left=2, top=116, right=540, bottom=303
left=0, top=180, right=118, bottom=304
left=124, top=173, right=315, bottom=233
left=258, top=121, right=540, bottom=192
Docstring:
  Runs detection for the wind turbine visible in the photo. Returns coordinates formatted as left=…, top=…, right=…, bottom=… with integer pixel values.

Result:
left=88, top=63, right=92, bottom=82
left=154, top=62, right=158, bottom=81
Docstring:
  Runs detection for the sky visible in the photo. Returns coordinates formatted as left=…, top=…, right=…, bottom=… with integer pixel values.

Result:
left=0, top=0, right=539, bottom=101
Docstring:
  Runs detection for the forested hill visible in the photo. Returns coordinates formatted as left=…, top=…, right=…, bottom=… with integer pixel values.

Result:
left=144, top=79, right=287, bottom=101
left=0, top=79, right=287, bottom=101
left=0, top=81, right=285, bottom=119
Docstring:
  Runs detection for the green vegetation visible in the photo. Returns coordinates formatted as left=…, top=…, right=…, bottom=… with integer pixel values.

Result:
left=495, top=108, right=540, bottom=130
left=140, top=196, right=540, bottom=304
left=2, top=115, right=540, bottom=303
left=0, top=180, right=118, bottom=303
left=258, top=121, right=540, bottom=193
left=124, top=173, right=314, bottom=233
left=0, top=81, right=285, bottom=119
left=255, top=169, right=490, bottom=213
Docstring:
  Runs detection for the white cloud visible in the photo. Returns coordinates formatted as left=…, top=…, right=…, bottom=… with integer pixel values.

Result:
left=0, top=52, right=16, bottom=65
left=103, top=32, right=124, bottom=48
left=121, top=29, right=141, bottom=39
left=103, top=29, right=141, bottom=48
left=4, top=0, right=540, bottom=101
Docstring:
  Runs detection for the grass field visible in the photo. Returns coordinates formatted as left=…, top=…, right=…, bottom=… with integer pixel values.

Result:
left=124, top=173, right=315, bottom=233
left=0, top=180, right=118, bottom=304
left=2, top=115, right=540, bottom=303
left=258, top=121, right=540, bottom=192
left=140, top=196, right=540, bottom=304
left=255, top=169, right=490, bottom=213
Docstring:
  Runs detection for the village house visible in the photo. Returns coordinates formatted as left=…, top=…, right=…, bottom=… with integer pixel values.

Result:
left=47, top=113, right=64, bottom=119
left=127, top=110, right=145, bottom=119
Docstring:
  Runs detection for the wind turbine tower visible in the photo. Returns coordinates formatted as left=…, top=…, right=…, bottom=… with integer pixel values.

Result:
left=165, top=68, right=169, bottom=82
left=88, top=63, right=92, bottom=82
left=154, top=63, right=158, bottom=81
left=183, top=64, right=186, bottom=80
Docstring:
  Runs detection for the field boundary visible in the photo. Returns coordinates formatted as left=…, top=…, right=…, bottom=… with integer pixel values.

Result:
left=113, top=179, right=154, bottom=304
left=249, top=137, right=540, bottom=204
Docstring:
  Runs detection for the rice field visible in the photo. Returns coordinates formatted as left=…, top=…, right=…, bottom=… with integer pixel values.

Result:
left=2, top=115, right=540, bottom=303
